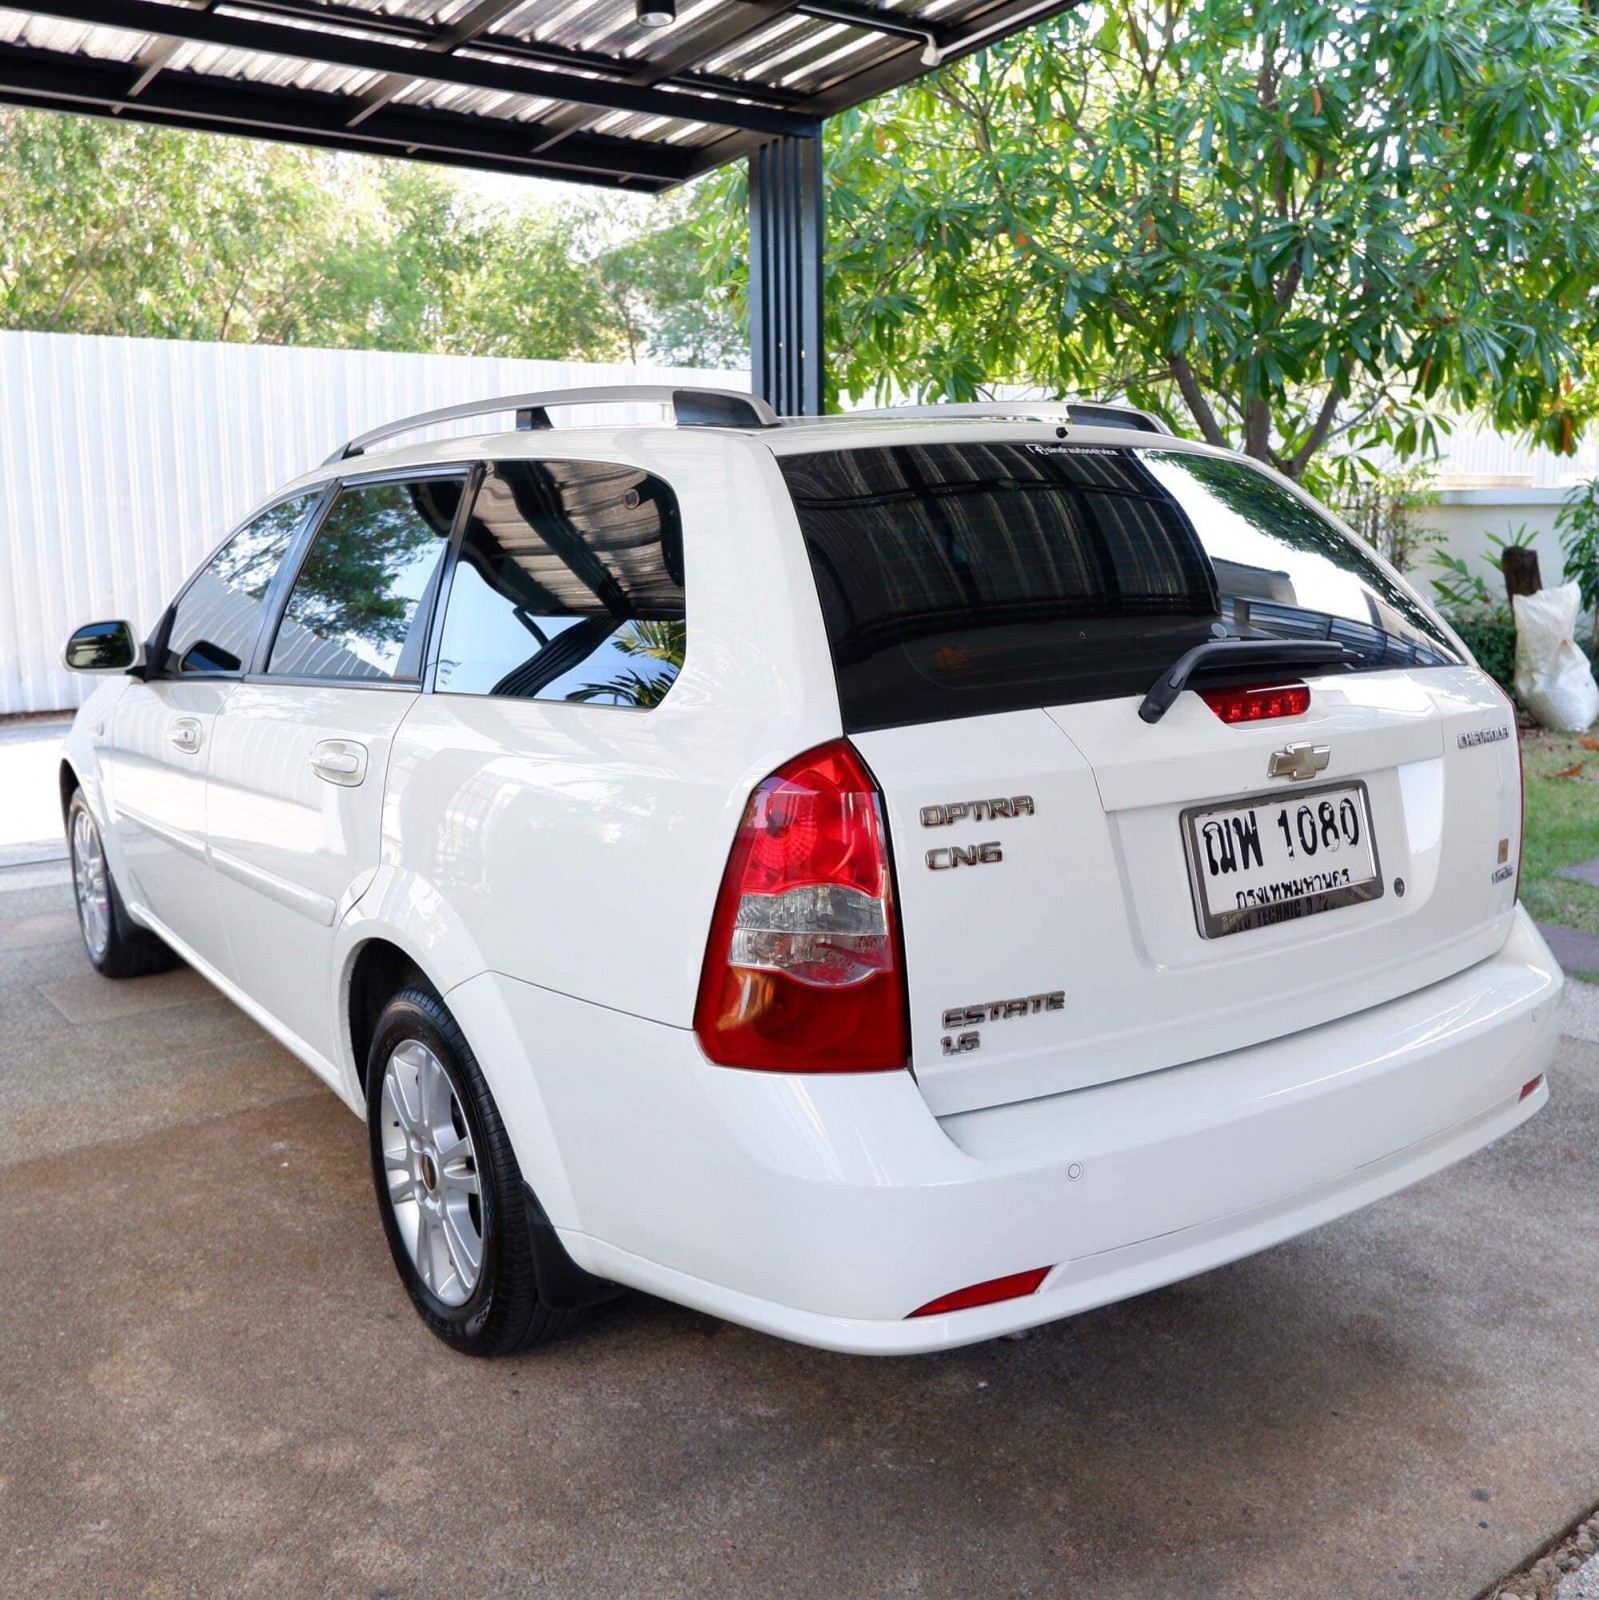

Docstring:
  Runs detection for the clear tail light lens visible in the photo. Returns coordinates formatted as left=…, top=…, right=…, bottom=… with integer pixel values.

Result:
left=694, top=740, right=909, bottom=1073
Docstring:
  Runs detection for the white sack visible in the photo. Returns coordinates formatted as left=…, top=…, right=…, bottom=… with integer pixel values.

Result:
left=1513, top=581, right=1599, bottom=734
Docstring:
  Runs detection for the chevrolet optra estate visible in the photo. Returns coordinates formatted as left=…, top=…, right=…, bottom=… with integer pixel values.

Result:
left=59, top=387, right=1565, bottom=1355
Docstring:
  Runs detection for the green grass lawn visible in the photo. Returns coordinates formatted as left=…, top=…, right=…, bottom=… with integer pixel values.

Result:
left=1518, top=727, right=1599, bottom=978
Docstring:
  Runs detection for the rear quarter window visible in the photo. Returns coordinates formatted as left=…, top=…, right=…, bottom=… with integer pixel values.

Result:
left=779, top=442, right=1458, bottom=733
left=434, top=458, right=685, bottom=709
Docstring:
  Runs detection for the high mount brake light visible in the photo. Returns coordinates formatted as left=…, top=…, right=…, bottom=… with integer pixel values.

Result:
left=694, top=740, right=909, bottom=1073
left=1197, top=682, right=1311, bottom=724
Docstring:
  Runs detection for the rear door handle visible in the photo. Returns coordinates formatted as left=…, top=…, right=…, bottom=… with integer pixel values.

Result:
left=168, top=717, right=203, bottom=754
left=309, top=739, right=368, bottom=787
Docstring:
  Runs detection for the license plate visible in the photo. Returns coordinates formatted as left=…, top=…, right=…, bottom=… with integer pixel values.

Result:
left=1181, top=781, right=1383, bottom=939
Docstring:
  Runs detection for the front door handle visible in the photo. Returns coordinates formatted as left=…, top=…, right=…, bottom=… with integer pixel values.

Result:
left=309, top=739, right=368, bottom=787
left=168, top=717, right=203, bottom=754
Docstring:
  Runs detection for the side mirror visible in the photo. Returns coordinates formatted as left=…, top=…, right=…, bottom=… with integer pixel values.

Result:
left=63, top=620, right=145, bottom=675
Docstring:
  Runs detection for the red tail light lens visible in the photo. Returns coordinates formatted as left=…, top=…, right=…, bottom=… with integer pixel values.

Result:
left=1198, top=682, right=1311, bottom=724
left=908, top=1267, right=1053, bottom=1319
left=694, top=740, right=908, bottom=1073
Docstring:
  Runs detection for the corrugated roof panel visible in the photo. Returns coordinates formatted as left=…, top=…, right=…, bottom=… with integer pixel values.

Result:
left=0, top=13, right=147, bottom=59
left=0, top=0, right=1084, bottom=184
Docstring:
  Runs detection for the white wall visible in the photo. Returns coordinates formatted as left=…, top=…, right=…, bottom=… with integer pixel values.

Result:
left=0, top=331, right=746, bottom=714
left=1422, top=489, right=1571, bottom=600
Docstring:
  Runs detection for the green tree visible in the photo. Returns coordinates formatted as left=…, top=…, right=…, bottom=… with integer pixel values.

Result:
left=705, top=0, right=1599, bottom=476
left=0, top=108, right=741, bottom=367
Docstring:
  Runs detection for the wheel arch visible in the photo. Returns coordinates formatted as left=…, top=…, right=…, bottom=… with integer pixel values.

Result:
left=334, top=871, right=581, bottom=1230
left=346, top=937, right=428, bottom=1097
left=59, top=758, right=80, bottom=820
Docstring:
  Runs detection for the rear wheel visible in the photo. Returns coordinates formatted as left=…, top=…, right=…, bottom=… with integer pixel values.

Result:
left=366, top=985, right=605, bottom=1356
left=67, top=791, right=175, bottom=979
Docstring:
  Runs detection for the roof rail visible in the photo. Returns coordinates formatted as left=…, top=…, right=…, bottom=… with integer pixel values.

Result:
left=843, top=400, right=1171, bottom=434
left=325, top=385, right=778, bottom=464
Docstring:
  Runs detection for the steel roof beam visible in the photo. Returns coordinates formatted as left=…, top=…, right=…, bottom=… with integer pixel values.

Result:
left=529, top=0, right=805, bottom=156
left=345, top=0, right=526, bottom=128
left=2, top=0, right=814, bottom=136
left=0, top=38, right=691, bottom=183
left=797, top=0, right=1084, bottom=113
left=215, top=0, right=802, bottom=109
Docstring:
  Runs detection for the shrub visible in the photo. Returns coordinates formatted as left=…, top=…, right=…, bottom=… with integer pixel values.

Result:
left=1445, top=613, right=1517, bottom=695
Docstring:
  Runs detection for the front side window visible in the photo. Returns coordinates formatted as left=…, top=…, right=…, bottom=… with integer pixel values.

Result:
left=434, top=459, right=685, bottom=709
left=165, top=493, right=317, bottom=675
left=267, top=476, right=462, bottom=682
left=779, top=442, right=1460, bottom=732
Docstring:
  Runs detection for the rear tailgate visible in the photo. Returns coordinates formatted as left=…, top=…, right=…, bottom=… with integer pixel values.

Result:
left=856, top=666, right=1519, bottom=1117
left=775, top=430, right=1520, bottom=1118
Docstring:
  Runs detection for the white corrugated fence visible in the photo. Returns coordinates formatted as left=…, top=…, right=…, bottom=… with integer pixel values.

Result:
left=0, top=331, right=745, bottom=714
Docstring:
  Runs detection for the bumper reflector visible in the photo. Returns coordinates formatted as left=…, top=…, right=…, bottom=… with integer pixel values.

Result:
left=907, top=1266, right=1052, bottom=1319
left=1520, top=1075, right=1545, bottom=1101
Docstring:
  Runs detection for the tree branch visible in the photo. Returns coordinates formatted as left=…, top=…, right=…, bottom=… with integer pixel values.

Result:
left=1285, top=386, right=1344, bottom=479
left=1167, top=353, right=1228, bottom=446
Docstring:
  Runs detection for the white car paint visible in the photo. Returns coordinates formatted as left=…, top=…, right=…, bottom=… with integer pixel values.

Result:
left=60, top=402, right=1565, bottom=1354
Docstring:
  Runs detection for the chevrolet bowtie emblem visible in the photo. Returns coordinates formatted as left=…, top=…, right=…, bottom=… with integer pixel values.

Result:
left=1268, top=742, right=1331, bottom=782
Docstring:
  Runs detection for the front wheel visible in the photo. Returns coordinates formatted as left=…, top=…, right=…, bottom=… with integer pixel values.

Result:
left=67, top=791, right=175, bottom=979
left=366, top=985, right=604, bottom=1356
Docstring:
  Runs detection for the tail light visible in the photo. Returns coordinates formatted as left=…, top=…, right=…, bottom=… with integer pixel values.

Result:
left=1198, top=682, right=1310, bottom=724
left=694, top=740, right=908, bottom=1073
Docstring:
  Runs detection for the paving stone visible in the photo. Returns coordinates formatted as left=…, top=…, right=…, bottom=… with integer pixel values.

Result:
left=38, top=965, right=217, bottom=1024
left=1562, top=977, right=1599, bottom=1045
left=1539, top=922, right=1599, bottom=976
left=0, top=911, right=79, bottom=952
left=0, top=840, right=68, bottom=869
left=1555, top=858, right=1599, bottom=890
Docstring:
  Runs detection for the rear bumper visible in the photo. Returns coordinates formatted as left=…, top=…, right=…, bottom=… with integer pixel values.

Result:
left=450, top=908, right=1564, bottom=1355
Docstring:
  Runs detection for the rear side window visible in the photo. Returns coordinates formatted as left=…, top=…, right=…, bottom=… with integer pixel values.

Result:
left=779, top=443, right=1459, bottom=732
left=165, top=493, right=317, bottom=675
left=267, top=476, right=462, bottom=682
left=434, top=458, right=685, bottom=709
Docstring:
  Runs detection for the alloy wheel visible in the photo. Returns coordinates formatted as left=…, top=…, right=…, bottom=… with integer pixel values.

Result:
left=379, top=1039, right=484, bottom=1307
left=71, top=807, right=111, bottom=961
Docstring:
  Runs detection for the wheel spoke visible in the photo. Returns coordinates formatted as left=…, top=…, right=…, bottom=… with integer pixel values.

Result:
left=440, top=1161, right=479, bottom=1199
left=441, top=1202, right=482, bottom=1283
left=435, top=1129, right=472, bottom=1170
left=414, top=1211, right=436, bottom=1292
left=383, top=1148, right=413, bottom=1197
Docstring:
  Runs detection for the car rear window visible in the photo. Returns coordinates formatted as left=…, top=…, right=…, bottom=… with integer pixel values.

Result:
left=779, top=442, right=1460, bottom=732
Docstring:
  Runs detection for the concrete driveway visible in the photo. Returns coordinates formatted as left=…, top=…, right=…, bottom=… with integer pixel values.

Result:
left=3, top=852, right=1598, bottom=1599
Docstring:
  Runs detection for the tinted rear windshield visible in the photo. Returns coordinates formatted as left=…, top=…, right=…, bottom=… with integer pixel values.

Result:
left=779, top=442, right=1460, bottom=732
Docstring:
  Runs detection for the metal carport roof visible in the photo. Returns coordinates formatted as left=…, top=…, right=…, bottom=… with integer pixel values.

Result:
left=0, top=0, right=1077, bottom=190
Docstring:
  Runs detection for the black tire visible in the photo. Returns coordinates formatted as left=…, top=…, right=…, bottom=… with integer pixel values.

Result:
left=66, top=789, right=177, bottom=979
left=366, top=984, right=606, bottom=1356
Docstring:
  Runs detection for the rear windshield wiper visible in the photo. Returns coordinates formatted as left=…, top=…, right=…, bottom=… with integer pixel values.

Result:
left=1138, top=639, right=1357, bottom=725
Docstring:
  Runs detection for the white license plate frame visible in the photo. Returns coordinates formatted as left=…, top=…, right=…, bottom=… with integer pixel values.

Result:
left=1181, top=780, right=1384, bottom=940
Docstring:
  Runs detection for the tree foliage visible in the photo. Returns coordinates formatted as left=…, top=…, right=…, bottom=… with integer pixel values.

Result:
left=706, top=0, right=1599, bottom=477
left=0, top=108, right=740, bottom=365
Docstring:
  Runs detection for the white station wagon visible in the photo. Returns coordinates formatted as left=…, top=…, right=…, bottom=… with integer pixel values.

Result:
left=60, top=386, right=1565, bottom=1356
